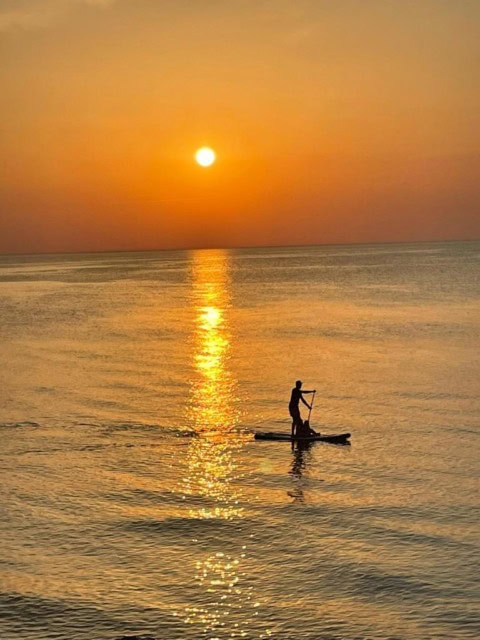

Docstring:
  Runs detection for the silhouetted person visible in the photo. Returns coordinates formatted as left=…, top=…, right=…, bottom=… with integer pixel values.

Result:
left=297, top=419, right=318, bottom=438
left=289, top=380, right=315, bottom=438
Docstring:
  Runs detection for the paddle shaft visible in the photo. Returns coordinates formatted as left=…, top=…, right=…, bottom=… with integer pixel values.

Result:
left=307, top=390, right=316, bottom=421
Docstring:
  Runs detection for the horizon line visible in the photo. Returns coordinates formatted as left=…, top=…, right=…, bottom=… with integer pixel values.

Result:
left=0, top=236, right=479, bottom=259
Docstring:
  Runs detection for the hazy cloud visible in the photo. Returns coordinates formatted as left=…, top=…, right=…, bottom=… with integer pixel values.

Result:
left=0, top=0, right=116, bottom=32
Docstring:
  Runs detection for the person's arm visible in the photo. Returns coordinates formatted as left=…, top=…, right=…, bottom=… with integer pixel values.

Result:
left=300, top=395, right=311, bottom=410
left=302, top=389, right=316, bottom=394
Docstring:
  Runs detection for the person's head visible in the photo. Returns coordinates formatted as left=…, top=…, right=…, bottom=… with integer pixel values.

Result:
left=295, top=380, right=302, bottom=389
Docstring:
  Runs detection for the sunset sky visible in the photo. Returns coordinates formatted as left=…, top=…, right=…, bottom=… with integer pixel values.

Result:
left=1, top=0, right=479, bottom=253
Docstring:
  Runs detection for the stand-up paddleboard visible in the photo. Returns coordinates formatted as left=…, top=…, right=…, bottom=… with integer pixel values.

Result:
left=255, top=432, right=351, bottom=444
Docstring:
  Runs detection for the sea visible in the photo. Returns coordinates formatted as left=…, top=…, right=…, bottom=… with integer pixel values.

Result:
left=0, top=241, right=479, bottom=640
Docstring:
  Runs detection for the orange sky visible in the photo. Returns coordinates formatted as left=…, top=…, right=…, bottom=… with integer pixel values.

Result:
left=1, top=0, right=479, bottom=253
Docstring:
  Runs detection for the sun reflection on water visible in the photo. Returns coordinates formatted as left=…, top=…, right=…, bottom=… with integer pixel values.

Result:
left=180, top=250, right=268, bottom=638
left=184, top=250, right=243, bottom=519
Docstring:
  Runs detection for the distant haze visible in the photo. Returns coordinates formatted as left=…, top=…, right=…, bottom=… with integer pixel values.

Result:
left=1, top=0, right=479, bottom=253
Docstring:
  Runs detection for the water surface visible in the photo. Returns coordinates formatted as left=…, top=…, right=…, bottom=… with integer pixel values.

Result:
left=1, top=241, right=479, bottom=639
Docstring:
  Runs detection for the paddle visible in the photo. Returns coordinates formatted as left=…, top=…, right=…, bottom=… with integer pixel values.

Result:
left=307, top=390, right=316, bottom=422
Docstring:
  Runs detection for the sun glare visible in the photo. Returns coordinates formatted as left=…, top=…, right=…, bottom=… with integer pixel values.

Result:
left=195, top=147, right=216, bottom=167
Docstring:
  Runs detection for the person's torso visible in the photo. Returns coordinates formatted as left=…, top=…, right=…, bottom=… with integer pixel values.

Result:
left=289, top=387, right=301, bottom=406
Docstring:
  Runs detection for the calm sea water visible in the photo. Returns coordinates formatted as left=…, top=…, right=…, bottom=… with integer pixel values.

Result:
left=0, top=241, right=479, bottom=640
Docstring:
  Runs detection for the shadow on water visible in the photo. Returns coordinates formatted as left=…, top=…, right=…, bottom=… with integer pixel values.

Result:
left=287, top=441, right=315, bottom=503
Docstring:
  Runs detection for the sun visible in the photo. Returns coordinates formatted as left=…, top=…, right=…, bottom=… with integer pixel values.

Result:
left=195, top=147, right=216, bottom=167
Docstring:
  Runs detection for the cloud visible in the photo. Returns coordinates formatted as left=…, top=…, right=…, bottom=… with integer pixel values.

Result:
left=0, top=0, right=116, bottom=32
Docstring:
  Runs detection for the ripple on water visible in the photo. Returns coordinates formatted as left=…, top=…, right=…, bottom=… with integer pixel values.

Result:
left=0, top=591, right=186, bottom=640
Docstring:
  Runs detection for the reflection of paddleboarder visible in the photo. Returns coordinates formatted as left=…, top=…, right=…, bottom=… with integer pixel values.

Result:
left=289, top=380, right=315, bottom=438
left=287, top=440, right=314, bottom=502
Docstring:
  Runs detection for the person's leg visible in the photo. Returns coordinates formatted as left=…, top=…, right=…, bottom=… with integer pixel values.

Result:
left=290, top=408, right=300, bottom=438
left=291, top=414, right=299, bottom=438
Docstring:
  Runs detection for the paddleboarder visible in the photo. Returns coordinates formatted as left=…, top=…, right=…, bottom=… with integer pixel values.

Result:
left=297, top=419, right=318, bottom=437
left=289, top=380, right=315, bottom=437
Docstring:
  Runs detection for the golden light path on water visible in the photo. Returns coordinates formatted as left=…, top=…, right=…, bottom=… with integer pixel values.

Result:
left=180, top=250, right=269, bottom=639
